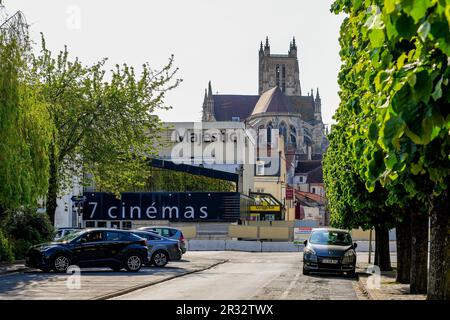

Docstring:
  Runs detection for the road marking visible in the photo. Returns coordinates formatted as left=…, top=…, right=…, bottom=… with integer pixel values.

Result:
left=279, top=271, right=300, bottom=299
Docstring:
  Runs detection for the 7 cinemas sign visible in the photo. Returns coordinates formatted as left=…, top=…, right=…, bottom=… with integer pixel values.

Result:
left=83, top=192, right=242, bottom=222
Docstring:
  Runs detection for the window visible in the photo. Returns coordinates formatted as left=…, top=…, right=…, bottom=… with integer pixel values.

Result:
left=105, top=231, right=121, bottom=241
left=231, top=116, right=240, bottom=122
left=256, top=161, right=265, bottom=176
left=97, top=221, right=107, bottom=228
left=122, top=221, right=132, bottom=230
left=82, top=231, right=104, bottom=243
left=111, top=221, right=120, bottom=229
left=312, top=187, right=316, bottom=194
left=276, top=64, right=280, bottom=79
left=85, top=221, right=95, bottom=228
left=155, top=228, right=172, bottom=238
left=279, top=122, right=287, bottom=144
left=267, top=123, right=273, bottom=143
left=282, top=65, right=286, bottom=78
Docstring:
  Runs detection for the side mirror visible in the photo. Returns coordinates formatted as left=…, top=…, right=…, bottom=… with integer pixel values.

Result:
left=303, top=240, right=308, bottom=246
left=353, top=242, right=358, bottom=249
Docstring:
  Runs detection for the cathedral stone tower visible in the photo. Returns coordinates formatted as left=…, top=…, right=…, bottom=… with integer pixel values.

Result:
left=258, top=36, right=302, bottom=96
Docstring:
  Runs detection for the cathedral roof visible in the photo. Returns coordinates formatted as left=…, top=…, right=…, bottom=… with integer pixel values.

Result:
left=212, top=95, right=260, bottom=121
left=252, top=87, right=295, bottom=115
left=210, top=88, right=316, bottom=122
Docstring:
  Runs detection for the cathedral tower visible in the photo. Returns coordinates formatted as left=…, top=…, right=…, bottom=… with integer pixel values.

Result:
left=258, top=36, right=302, bottom=96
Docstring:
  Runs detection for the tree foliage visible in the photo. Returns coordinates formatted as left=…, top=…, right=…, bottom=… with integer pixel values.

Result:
left=29, top=36, right=182, bottom=222
left=0, top=15, right=51, bottom=212
left=328, top=0, right=450, bottom=299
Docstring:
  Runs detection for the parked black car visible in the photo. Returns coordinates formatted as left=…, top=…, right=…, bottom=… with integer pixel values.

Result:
left=131, top=230, right=181, bottom=267
left=26, top=229, right=149, bottom=273
left=303, top=228, right=357, bottom=277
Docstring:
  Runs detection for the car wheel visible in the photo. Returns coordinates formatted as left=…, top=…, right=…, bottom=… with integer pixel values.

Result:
left=302, top=266, right=310, bottom=275
left=124, top=254, right=143, bottom=272
left=152, top=251, right=169, bottom=267
left=52, top=254, right=70, bottom=273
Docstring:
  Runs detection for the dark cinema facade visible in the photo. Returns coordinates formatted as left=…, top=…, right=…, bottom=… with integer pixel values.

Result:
left=83, top=192, right=248, bottom=222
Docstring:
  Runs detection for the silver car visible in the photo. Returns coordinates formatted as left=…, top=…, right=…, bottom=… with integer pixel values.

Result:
left=131, top=230, right=181, bottom=267
left=137, top=226, right=187, bottom=256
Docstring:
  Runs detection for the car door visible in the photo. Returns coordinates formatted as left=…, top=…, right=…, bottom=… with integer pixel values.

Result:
left=103, top=231, right=131, bottom=263
left=71, top=230, right=106, bottom=267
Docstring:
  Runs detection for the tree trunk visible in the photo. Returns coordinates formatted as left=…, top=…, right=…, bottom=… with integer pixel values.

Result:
left=396, top=214, right=411, bottom=284
left=410, top=212, right=428, bottom=294
left=427, top=192, right=449, bottom=300
left=46, top=144, right=58, bottom=226
left=375, top=226, right=392, bottom=271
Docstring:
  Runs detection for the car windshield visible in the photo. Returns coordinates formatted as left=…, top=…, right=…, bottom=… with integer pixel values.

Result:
left=309, top=230, right=352, bottom=246
left=55, top=230, right=84, bottom=243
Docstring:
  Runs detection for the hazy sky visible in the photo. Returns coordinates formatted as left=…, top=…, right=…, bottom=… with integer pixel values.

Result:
left=4, top=0, right=345, bottom=125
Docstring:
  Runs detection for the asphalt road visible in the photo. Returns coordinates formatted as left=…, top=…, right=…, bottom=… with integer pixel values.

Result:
left=113, top=251, right=360, bottom=300
left=0, top=251, right=376, bottom=300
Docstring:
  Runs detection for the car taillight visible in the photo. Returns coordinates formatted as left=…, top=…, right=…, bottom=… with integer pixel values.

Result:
left=141, top=239, right=148, bottom=246
left=180, top=234, right=185, bottom=243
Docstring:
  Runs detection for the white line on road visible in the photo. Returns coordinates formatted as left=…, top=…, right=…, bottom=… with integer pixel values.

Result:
left=279, top=271, right=300, bottom=299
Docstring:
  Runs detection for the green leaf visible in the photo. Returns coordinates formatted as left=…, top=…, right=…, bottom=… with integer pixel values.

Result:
left=404, top=0, right=432, bottom=23
left=417, top=21, right=431, bottom=42
left=384, top=0, right=396, bottom=14
left=413, top=70, right=433, bottom=103
left=381, top=115, right=405, bottom=150
left=385, top=152, right=398, bottom=170
left=395, top=14, right=417, bottom=39
left=368, top=122, right=379, bottom=142
left=431, top=77, right=443, bottom=101
left=369, top=29, right=386, bottom=48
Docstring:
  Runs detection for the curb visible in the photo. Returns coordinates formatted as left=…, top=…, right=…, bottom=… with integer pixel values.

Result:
left=0, top=267, right=31, bottom=276
left=356, top=274, right=374, bottom=300
left=0, top=261, right=30, bottom=276
left=90, top=259, right=229, bottom=300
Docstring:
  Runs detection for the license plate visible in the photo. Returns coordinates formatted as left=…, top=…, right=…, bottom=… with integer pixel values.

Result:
left=322, top=259, right=338, bottom=264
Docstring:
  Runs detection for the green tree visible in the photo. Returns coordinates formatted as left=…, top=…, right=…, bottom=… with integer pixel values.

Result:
left=0, top=12, right=51, bottom=214
left=331, top=0, right=449, bottom=299
left=30, top=37, right=181, bottom=224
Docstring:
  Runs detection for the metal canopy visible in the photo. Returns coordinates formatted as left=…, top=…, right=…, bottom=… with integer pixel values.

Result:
left=148, top=158, right=239, bottom=184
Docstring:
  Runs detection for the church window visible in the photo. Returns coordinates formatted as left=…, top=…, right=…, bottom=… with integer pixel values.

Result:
left=276, top=65, right=280, bottom=79
left=267, top=122, right=273, bottom=143
left=290, top=125, right=297, bottom=144
left=279, top=122, right=287, bottom=144
left=282, top=65, right=286, bottom=78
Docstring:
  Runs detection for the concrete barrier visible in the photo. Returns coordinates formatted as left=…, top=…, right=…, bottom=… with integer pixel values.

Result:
left=225, top=240, right=262, bottom=252
left=187, top=240, right=226, bottom=251
left=261, top=242, right=302, bottom=252
left=185, top=240, right=398, bottom=252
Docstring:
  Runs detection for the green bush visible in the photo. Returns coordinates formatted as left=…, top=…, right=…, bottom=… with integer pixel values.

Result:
left=2, top=208, right=55, bottom=260
left=0, top=230, right=14, bottom=263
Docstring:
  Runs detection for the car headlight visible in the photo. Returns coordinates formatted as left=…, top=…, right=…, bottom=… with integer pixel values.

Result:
left=304, top=248, right=317, bottom=262
left=343, top=250, right=355, bottom=264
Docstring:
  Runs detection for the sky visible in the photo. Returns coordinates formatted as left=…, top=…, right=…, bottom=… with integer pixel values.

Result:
left=3, top=0, right=345, bottom=125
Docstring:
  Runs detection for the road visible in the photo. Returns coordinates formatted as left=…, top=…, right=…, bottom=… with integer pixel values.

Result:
left=0, top=251, right=374, bottom=300
left=113, top=252, right=360, bottom=300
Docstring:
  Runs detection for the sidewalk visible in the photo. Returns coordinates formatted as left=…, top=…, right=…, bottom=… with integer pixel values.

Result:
left=356, top=256, right=426, bottom=300
left=0, top=261, right=29, bottom=275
